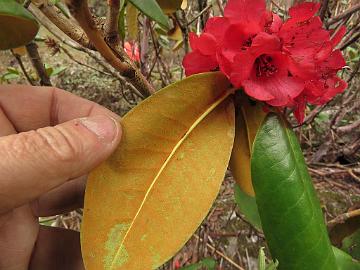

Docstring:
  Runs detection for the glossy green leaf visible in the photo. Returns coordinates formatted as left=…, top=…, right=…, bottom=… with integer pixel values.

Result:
left=251, top=113, right=337, bottom=270
left=128, top=0, right=169, bottom=29
left=334, top=247, right=360, bottom=270
left=234, top=184, right=262, bottom=230
left=0, top=0, right=39, bottom=50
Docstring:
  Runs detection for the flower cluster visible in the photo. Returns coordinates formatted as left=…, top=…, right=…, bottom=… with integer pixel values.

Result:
left=182, top=0, right=347, bottom=122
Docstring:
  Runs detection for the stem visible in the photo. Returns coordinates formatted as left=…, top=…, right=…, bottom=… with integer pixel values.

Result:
left=326, top=3, right=360, bottom=26
left=25, top=41, right=52, bottom=86
left=11, top=49, right=36, bottom=86
left=65, top=0, right=154, bottom=97
left=31, top=1, right=93, bottom=49
left=104, top=0, right=120, bottom=46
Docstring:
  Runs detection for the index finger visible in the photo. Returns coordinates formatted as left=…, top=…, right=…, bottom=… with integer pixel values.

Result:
left=0, top=85, right=119, bottom=132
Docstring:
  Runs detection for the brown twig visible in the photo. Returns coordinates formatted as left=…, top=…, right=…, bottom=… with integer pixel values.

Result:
left=326, top=3, right=360, bottom=26
left=328, top=209, right=360, bottom=227
left=27, top=6, right=145, bottom=100
left=216, top=0, right=224, bottom=16
left=336, top=119, right=360, bottom=134
left=193, top=235, right=245, bottom=270
left=65, top=0, right=154, bottom=97
left=319, top=0, right=329, bottom=21
left=25, top=41, right=52, bottom=86
left=340, top=32, right=360, bottom=51
left=11, top=49, right=36, bottom=86
left=31, top=1, right=93, bottom=49
left=175, top=11, right=190, bottom=54
left=187, top=4, right=213, bottom=26
left=104, top=0, right=121, bottom=46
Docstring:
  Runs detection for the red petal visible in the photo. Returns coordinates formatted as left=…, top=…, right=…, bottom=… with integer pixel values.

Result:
left=243, top=75, right=304, bottom=106
left=197, top=33, right=217, bottom=55
left=222, top=23, right=249, bottom=54
left=189, top=32, right=217, bottom=55
left=204, top=17, right=230, bottom=41
left=289, top=2, right=321, bottom=22
left=269, top=13, right=282, bottom=33
left=320, top=49, right=346, bottom=71
left=230, top=52, right=256, bottom=87
left=331, top=26, right=346, bottom=47
left=314, top=41, right=333, bottom=61
left=224, top=0, right=266, bottom=32
left=250, top=32, right=281, bottom=57
left=241, top=79, right=275, bottom=101
left=319, top=77, right=347, bottom=103
left=294, top=96, right=306, bottom=123
left=182, top=51, right=218, bottom=76
left=189, top=32, right=200, bottom=51
left=217, top=50, right=233, bottom=78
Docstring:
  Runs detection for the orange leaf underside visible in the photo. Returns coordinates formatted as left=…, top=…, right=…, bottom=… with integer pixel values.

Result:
left=81, top=73, right=235, bottom=270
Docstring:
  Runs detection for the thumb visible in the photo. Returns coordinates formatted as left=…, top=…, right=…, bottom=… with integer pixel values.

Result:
left=0, top=115, right=121, bottom=214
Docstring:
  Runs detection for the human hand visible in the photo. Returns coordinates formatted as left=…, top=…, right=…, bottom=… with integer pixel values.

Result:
left=0, top=85, right=122, bottom=270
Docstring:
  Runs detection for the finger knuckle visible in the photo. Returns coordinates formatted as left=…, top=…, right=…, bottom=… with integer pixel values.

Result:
left=35, top=127, right=83, bottom=163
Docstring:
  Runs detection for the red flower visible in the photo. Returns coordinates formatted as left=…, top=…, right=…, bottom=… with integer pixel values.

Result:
left=124, top=42, right=140, bottom=62
left=182, top=0, right=347, bottom=123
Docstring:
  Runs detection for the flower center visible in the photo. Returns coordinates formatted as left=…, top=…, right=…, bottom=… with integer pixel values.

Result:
left=255, top=55, right=278, bottom=77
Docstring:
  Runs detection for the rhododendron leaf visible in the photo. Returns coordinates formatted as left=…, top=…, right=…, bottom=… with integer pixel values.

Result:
left=251, top=113, right=337, bottom=270
left=157, top=0, right=186, bottom=14
left=333, top=247, right=360, bottom=270
left=234, top=184, right=262, bottom=231
left=81, top=73, right=235, bottom=270
left=0, top=0, right=39, bottom=50
left=229, top=98, right=266, bottom=196
left=126, top=3, right=139, bottom=40
left=128, top=0, right=169, bottom=29
left=342, top=229, right=360, bottom=261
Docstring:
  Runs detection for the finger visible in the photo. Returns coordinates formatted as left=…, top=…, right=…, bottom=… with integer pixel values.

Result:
left=0, top=85, right=120, bottom=132
left=29, top=226, right=84, bottom=270
left=0, top=106, right=16, bottom=136
left=0, top=115, right=121, bottom=214
left=31, top=176, right=87, bottom=217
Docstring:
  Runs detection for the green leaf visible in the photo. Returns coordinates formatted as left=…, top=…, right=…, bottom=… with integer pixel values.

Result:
left=234, top=184, right=262, bottom=230
left=258, top=247, right=266, bottom=270
left=342, top=229, right=360, bottom=260
left=126, top=3, right=139, bottom=40
left=251, top=113, right=337, bottom=270
left=0, top=0, right=39, bottom=50
left=128, top=0, right=169, bottom=29
left=180, top=258, right=216, bottom=270
left=118, top=3, right=126, bottom=40
left=334, top=247, right=360, bottom=270
left=266, top=260, right=279, bottom=270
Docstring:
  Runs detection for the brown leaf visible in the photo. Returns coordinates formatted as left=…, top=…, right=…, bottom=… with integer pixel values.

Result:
left=81, top=72, right=235, bottom=269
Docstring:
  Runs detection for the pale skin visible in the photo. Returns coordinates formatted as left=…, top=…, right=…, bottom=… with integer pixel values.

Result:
left=0, top=85, right=122, bottom=270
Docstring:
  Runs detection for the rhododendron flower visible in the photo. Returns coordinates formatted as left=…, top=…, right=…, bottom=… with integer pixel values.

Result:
left=124, top=41, right=140, bottom=62
left=182, top=0, right=347, bottom=123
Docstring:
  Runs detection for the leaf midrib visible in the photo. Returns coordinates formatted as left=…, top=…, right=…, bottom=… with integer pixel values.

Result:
left=110, top=90, right=233, bottom=269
